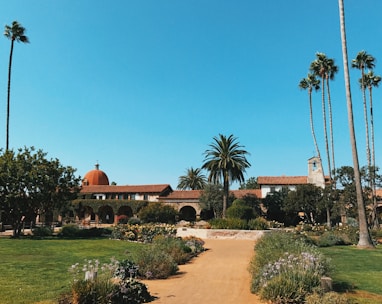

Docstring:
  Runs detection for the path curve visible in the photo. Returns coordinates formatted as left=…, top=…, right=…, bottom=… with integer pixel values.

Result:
left=143, top=239, right=265, bottom=304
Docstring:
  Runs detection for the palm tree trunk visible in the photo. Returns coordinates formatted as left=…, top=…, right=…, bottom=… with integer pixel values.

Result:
left=223, top=173, right=229, bottom=218
left=326, top=78, right=336, bottom=175
left=338, top=0, right=374, bottom=248
left=361, top=78, right=371, bottom=170
left=6, top=39, right=15, bottom=151
left=321, top=77, right=332, bottom=179
left=309, top=89, right=321, bottom=159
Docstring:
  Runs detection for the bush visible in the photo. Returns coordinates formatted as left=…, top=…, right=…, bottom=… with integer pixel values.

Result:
left=111, top=223, right=176, bottom=243
left=152, top=236, right=192, bottom=265
left=247, top=217, right=268, bottom=230
left=305, top=291, right=353, bottom=304
left=250, top=231, right=331, bottom=304
left=58, top=225, right=109, bottom=238
left=135, top=245, right=178, bottom=279
left=32, top=226, right=53, bottom=237
left=209, top=218, right=248, bottom=229
left=315, top=231, right=349, bottom=247
left=59, top=224, right=80, bottom=238
left=226, top=199, right=254, bottom=220
left=138, top=203, right=178, bottom=224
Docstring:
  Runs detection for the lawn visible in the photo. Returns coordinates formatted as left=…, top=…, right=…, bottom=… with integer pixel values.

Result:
left=0, top=237, right=144, bottom=304
left=320, top=245, right=382, bottom=304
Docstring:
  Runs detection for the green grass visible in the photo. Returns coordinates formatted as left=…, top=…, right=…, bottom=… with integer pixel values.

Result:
left=320, top=245, right=382, bottom=303
left=0, top=237, right=144, bottom=304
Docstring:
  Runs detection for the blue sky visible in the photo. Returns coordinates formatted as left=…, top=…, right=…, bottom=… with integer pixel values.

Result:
left=0, top=1, right=382, bottom=189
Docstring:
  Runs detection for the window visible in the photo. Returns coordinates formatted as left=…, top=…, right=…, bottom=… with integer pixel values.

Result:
left=143, top=194, right=148, bottom=200
left=130, top=194, right=136, bottom=200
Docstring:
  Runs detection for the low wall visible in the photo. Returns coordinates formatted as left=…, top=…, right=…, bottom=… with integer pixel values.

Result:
left=176, top=228, right=269, bottom=240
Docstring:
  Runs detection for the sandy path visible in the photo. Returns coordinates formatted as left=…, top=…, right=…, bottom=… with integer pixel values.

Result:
left=143, top=239, right=264, bottom=304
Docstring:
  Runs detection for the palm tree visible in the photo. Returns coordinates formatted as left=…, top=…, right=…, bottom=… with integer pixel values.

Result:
left=202, top=134, right=250, bottom=218
left=351, top=51, right=375, bottom=171
left=363, top=71, right=381, bottom=228
left=177, top=167, right=207, bottom=190
left=310, top=53, right=332, bottom=180
left=4, top=21, right=29, bottom=151
left=299, top=73, right=321, bottom=160
left=338, top=0, right=374, bottom=248
left=325, top=59, right=339, bottom=175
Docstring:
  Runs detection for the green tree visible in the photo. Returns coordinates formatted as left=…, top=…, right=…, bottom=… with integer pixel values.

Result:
left=283, top=184, right=324, bottom=225
left=0, top=147, right=80, bottom=237
left=226, top=199, right=254, bottom=221
left=338, top=0, right=374, bottom=248
left=299, top=73, right=321, bottom=159
left=239, top=177, right=259, bottom=189
left=177, top=167, right=207, bottom=190
left=352, top=50, right=375, bottom=171
left=202, top=134, right=251, bottom=218
left=199, top=183, right=224, bottom=218
left=138, top=202, right=178, bottom=224
left=4, top=21, right=29, bottom=151
left=262, top=187, right=291, bottom=225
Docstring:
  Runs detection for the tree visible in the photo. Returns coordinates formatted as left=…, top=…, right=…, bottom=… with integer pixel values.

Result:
left=239, top=177, right=259, bottom=189
left=177, top=167, right=207, bottom=190
left=310, top=53, right=338, bottom=179
left=299, top=73, right=321, bottom=160
left=0, top=147, right=81, bottom=237
left=352, top=51, right=375, bottom=172
left=338, top=0, right=374, bottom=248
left=202, top=134, right=251, bottom=218
left=4, top=21, right=29, bottom=151
left=363, top=71, right=381, bottom=228
left=199, top=183, right=224, bottom=218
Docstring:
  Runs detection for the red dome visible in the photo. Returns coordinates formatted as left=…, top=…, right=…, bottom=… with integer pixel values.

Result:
left=83, top=163, right=109, bottom=186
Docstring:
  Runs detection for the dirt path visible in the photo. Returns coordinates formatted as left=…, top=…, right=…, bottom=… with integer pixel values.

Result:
left=143, top=239, right=265, bottom=304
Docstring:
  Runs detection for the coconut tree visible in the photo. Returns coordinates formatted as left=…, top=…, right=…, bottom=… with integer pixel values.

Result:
left=310, top=53, right=332, bottom=180
left=202, top=134, right=250, bottom=218
left=299, top=74, right=322, bottom=160
left=351, top=51, right=375, bottom=170
left=4, top=21, right=29, bottom=151
left=177, top=167, right=207, bottom=190
left=338, top=0, right=374, bottom=248
left=362, top=71, right=381, bottom=228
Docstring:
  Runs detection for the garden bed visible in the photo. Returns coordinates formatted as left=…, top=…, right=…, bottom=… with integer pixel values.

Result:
left=176, top=228, right=268, bottom=240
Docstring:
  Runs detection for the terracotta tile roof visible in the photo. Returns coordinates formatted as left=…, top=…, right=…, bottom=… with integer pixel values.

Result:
left=159, top=190, right=202, bottom=200
left=232, top=189, right=261, bottom=198
left=80, top=184, right=172, bottom=194
left=257, top=176, right=308, bottom=185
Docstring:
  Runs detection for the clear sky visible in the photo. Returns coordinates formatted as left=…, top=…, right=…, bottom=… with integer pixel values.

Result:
left=0, top=0, right=382, bottom=189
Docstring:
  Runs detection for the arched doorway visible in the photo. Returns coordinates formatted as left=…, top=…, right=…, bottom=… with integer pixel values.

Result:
left=98, top=205, right=114, bottom=224
left=117, top=206, right=134, bottom=224
left=179, top=206, right=197, bottom=221
left=80, top=206, right=95, bottom=222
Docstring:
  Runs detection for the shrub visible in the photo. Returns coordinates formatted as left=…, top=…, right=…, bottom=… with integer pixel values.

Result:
left=209, top=218, right=248, bottom=229
left=58, top=225, right=109, bottom=238
left=59, top=224, right=80, bottom=238
left=135, top=245, right=178, bottom=279
left=111, top=223, right=176, bottom=243
left=138, top=203, right=178, bottom=224
left=250, top=231, right=331, bottom=304
left=247, top=217, right=268, bottom=230
left=316, top=231, right=348, bottom=247
left=183, top=236, right=205, bottom=255
left=32, top=226, right=53, bottom=237
left=152, top=236, right=191, bottom=265
left=226, top=199, right=254, bottom=220
left=305, top=291, right=353, bottom=304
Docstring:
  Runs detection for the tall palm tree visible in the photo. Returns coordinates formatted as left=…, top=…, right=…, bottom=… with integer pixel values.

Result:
left=202, top=134, right=250, bottom=218
left=299, top=74, right=321, bottom=160
left=363, top=71, right=381, bottom=228
left=338, top=0, right=374, bottom=248
left=177, top=167, right=207, bottom=190
left=351, top=51, right=375, bottom=171
left=310, top=53, right=332, bottom=180
left=4, top=21, right=29, bottom=151
left=325, top=59, right=339, bottom=175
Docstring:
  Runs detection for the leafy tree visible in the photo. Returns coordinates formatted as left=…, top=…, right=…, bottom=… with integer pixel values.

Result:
left=226, top=199, right=254, bottom=221
left=283, top=184, right=324, bottom=225
left=177, top=167, right=207, bottom=190
left=4, top=21, right=29, bottom=151
left=202, top=134, right=251, bottom=218
left=299, top=73, right=321, bottom=160
left=199, top=183, right=224, bottom=218
left=338, top=0, right=374, bottom=248
left=0, top=147, right=80, bottom=237
left=262, top=187, right=291, bottom=225
left=239, top=177, right=259, bottom=189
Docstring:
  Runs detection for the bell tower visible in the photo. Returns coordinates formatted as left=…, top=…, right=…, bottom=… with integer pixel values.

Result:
left=307, top=156, right=325, bottom=188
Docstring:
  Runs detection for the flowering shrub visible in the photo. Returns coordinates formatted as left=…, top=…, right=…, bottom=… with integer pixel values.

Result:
left=67, top=258, right=154, bottom=304
left=250, top=231, right=331, bottom=304
left=111, top=223, right=177, bottom=243
left=183, top=236, right=205, bottom=255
